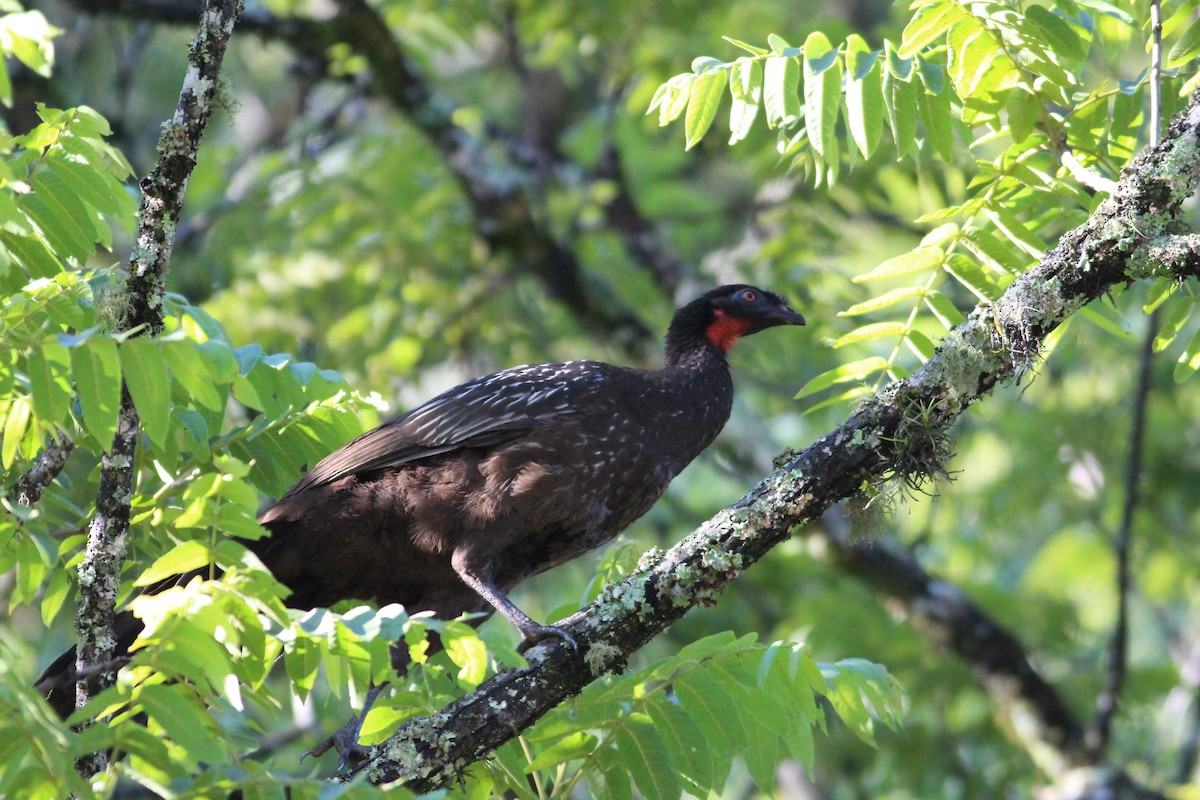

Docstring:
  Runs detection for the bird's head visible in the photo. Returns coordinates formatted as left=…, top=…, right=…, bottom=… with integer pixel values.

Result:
left=666, top=284, right=805, bottom=363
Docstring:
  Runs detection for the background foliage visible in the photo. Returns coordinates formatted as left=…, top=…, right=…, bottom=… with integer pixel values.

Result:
left=1, top=0, right=1199, bottom=796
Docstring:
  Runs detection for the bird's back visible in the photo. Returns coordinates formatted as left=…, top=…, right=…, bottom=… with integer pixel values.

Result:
left=254, top=353, right=734, bottom=611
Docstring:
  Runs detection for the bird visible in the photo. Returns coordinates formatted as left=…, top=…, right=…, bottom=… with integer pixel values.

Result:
left=39, top=284, right=804, bottom=751
left=252, top=284, right=804, bottom=650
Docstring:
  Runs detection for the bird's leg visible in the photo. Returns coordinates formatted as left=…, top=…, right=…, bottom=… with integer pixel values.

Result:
left=451, top=549, right=578, bottom=652
left=302, top=681, right=388, bottom=772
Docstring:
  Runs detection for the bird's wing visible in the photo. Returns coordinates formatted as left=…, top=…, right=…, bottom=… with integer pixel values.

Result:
left=280, top=361, right=609, bottom=497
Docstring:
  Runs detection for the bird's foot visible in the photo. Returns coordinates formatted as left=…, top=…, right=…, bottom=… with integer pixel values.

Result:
left=302, top=714, right=371, bottom=773
left=516, top=623, right=578, bottom=654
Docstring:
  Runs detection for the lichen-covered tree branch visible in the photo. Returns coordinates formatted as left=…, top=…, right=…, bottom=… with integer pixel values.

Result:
left=360, top=95, right=1200, bottom=792
left=71, top=0, right=241, bottom=776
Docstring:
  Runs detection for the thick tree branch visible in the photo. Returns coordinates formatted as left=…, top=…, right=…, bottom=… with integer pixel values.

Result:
left=14, top=435, right=75, bottom=506
left=73, top=0, right=240, bottom=776
left=360, top=97, right=1200, bottom=789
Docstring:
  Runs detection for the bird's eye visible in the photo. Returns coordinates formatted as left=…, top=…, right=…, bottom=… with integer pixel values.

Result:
left=740, top=289, right=757, bottom=303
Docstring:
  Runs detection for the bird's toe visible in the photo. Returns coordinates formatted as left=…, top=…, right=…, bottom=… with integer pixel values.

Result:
left=517, top=624, right=578, bottom=653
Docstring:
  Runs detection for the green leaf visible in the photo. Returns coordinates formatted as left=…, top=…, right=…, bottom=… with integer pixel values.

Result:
left=905, top=329, right=937, bottom=361
left=845, top=36, right=883, bottom=158
left=840, top=286, right=925, bottom=316
left=40, top=566, right=70, bottom=626
left=853, top=246, right=943, bottom=281
left=685, top=71, right=725, bottom=150
left=766, top=33, right=792, bottom=55
left=883, top=49, right=919, bottom=160
left=162, top=339, right=225, bottom=412
left=962, top=227, right=1022, bottom=274
left=135, top=540, right=212, bottom=587
left=523, top=731, right=597, bottom=773
left=675, top=669, right=744, bottom=752
left=26, top=341, right=71, bottom=427
left=646, top=700, right=714, bottom=794
left=924, top=291, right=967, bottom=329
left=615, top=716, right=681, bottom=800
left=2, top=395, right=30, bottom=468
left=655, top=75, right=694, bottom=127
left=592, top=746, right=633, bottom=800
left=763, top=55, right=799, bottom=129
left=1005, top=86, right=1040, bottom=144
left=1025, top=5, right=1086, bottom=62
left=1078, top=305, right=1136, bottom=342
left=740, top=715, right=782, bottom=792
left=943, top=254, right=1001, bottom=302
left=120, top=339, right=171, bottom=451
left=722, top=36, right=769, bottom=56
left=1153, top=296, right=1193, bottom=352
left=728, top=59, right=762, bottom=145
left=1174, top=326, right=1200, bottom=382
left=803, top=32, right=841, bottom=158
left=833, top=322, right=908, bottom=347
left=795, top=357, right=889, bottom=399
left=1168, top=18, right=1200, bottom=67
left=137, top=683, right=226, bottom=765
left=28, top=169, right=96, bottom=263
left=45, top=154, right=136, bottom=231
left=4, top=233, right=61, bottom=278
left=70, top=335, right=121, bottom=446
left=1073, top=0, right=1134, bottom=25
left=918, top=64, right=954, bottom=161
left=899, top=2, right=961, bottom=57
left=985, top=206, right=1046, bottom=258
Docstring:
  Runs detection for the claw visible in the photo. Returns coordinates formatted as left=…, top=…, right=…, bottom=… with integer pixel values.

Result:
left=302, top=683, right=386, bottom=773
left=302, top=724, right=371, bottom=772
left=516, top=623, right=578, bottom=653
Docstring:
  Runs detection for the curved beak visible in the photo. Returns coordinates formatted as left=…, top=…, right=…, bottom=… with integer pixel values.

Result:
left=767, top=305, right=806, bottom=327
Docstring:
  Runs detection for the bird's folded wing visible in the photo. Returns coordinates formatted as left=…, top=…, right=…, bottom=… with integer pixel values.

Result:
left=279, top=361, right=609, bottom=498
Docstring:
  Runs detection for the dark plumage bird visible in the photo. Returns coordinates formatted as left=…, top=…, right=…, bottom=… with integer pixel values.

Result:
left=40, top=285, right=803, bottom=721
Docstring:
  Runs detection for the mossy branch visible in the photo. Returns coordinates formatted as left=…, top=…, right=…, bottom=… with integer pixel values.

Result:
left=72, top=0, right=241, bottom=777
left=362, top=94, right=1200, bottom=793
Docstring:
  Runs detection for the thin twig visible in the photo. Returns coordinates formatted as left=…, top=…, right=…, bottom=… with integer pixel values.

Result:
left=1086, top=0, right=1163, bottom=758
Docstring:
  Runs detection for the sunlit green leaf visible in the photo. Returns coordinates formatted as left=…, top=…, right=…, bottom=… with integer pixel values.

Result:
left=803, top=32, right=841, bottom=158
left=899, top=1, right=961, bottom=57
left=833, top=322, right=908, bottom=347
left=728, top=59, right=762, bottom=145
left=685, top=71, right=725, bottom=150
left=853, top=246, right=943, bottom=282
left=120, top=338, right=171, bottom=451
left=795, top=357, right=889, bottom=399
left=763, top=55, right=799, bottom=129
left=840, top=286, right=925, bottom=316
left=70, top=335, right=121, bottom=445
left=845, top=36, right=883, bottom=158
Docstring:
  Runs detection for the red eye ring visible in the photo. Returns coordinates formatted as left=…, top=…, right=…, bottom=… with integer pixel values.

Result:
left=740, top=289, right=757, bottom=302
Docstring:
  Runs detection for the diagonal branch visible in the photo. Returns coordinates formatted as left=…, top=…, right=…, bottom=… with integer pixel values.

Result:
left=14, top=435, right=75, bottom=506
left=360, top=97, right=1200, bottom=790
left=72, top=0, right=240, bottom=776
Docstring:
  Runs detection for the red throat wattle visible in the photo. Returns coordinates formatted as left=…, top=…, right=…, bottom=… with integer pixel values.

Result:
left=705, top=309, right=753, bottom=353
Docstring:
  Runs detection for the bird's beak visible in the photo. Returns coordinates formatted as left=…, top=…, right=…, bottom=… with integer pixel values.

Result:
left=768, top=306, right=806, bottom=327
